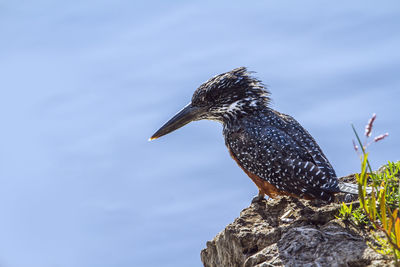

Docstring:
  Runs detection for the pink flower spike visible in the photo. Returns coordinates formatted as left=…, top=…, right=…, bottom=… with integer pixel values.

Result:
left=374, top=133, right=389, bottom=142
left=352, top=139, right=358, bottom=152
left=365, top=113, right=376, bottom=137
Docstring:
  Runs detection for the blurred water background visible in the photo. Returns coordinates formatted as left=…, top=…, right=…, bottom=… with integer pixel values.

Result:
left=0, top=1, right=399, bottom=266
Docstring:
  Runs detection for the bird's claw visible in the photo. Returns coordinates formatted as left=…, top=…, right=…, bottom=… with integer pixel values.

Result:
left=251, top=193, right=265, bottom=204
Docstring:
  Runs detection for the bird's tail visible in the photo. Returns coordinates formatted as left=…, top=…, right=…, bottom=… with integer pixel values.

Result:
left=338, top=182, right=373, bottom=195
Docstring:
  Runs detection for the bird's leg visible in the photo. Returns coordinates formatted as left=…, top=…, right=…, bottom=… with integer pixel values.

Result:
left=251, top=189, right=265, bottom=203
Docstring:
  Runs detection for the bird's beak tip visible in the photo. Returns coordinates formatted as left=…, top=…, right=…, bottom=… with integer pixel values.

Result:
left=148, top=136, right=158, bottom=141
left=148, top=103, right=201, bottom=143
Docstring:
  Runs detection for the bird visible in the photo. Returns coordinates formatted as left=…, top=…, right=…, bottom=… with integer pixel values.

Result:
left=149, top=67, right=358, bottom=202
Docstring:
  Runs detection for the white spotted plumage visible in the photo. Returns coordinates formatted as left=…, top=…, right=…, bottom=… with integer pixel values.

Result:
left=189, top=67, right=347, bottom=201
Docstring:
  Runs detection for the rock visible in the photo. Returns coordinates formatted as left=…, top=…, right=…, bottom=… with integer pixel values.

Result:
left=201, top=191, right=392, bottom=266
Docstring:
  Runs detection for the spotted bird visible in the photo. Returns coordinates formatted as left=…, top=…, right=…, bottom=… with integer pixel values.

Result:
left=150, top=67, right=358, bottom=202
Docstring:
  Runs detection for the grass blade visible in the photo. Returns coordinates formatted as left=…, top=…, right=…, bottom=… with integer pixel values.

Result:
left=380, top=182, right=387, bottom=230
left=396, top=218, right=400, bottom=248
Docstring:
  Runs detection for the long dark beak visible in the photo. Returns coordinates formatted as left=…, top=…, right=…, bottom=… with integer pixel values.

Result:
left=149, top=103, right=205, bottom=141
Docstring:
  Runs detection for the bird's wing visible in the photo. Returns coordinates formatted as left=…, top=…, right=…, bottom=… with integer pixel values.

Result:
left=227, top=126, right=339, bottom=200
left=275, top=113, right=339, bottom=188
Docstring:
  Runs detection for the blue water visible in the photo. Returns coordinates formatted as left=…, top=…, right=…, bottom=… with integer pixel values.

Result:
left=0, top=1, right=399, bottom=266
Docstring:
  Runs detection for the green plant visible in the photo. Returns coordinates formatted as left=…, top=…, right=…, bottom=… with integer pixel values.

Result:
left=351, top=205, right=368, bottom=226
left=355, top=154, right=400, bottom=264
left=337, top=114, right=400, bottom=263
left=351, top=114, right=400, bottom=264
left=337, top=202, right=353, bottom=220
left=336, top=201, right=368, bottom=227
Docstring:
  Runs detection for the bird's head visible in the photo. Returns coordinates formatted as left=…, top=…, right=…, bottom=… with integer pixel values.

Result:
left=149, top=67, right=270, bottom=140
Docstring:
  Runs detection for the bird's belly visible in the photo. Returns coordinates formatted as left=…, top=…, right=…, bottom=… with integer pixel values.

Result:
left=227, top=148, right=301, bottom=199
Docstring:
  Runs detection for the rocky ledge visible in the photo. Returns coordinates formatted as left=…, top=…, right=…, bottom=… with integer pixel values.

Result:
left=201, top=176, right=392, bottom=267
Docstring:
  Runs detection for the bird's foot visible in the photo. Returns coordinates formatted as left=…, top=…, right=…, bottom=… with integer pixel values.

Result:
left=251, top=193, right=265, bottom=204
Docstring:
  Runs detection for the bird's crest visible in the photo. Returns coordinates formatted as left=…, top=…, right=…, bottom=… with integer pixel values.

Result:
left=191, top=67, right=271, bottom=108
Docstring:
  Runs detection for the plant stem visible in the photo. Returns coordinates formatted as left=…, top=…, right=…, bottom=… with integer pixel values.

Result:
left=352, top=124, right=374, bottom=174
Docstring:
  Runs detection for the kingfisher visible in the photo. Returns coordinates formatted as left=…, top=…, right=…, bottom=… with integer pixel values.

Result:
left=150, top=67, right=358, bottom=202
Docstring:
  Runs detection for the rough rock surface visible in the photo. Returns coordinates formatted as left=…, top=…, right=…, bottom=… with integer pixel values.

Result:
left=201, top=175, right=392, bottom=267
